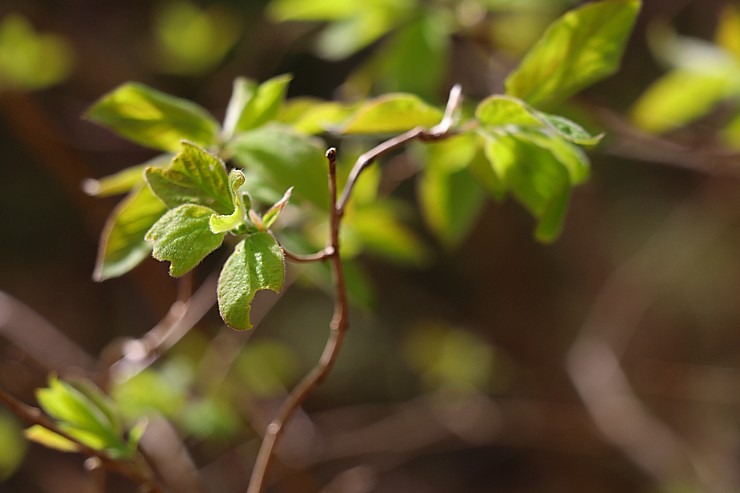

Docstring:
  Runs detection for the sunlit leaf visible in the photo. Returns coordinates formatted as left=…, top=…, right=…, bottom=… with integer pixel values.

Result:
left=146, top=204, right=225, bottom=277
left=0, top=15, right=73, bottom=91
left=145, top=141, right=233, bottom=214
left=86, top=83, right=220, bottom=151
left=716, top=5, right=740, bottom=59
left=505, top=0, right=641, bottom=108
left=94, top=185, right=167, bottom=281
left=277, top=97, right=351, bottom=135
left=229, top=124, right=329, bottom=209
left=223, top=74, right=292, bottom=137
left=267, top=0, right=361, bottom=21
left=341, top=93, right=443, bottom=134
left=483, top=131, right=574, bottom=242
left=218, top=233, right=285, bottom=330
left=24, top=425, right=78, bottom=453
left=630, top=69, right=733, bottom=133
left=83, top=154, right=170, bottom=197
left=262, top=187, right=293, bottom=229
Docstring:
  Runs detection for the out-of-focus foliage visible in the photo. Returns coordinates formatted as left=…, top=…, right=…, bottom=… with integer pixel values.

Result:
left=151, top=1, right=241, bottom=75
left=0, top=411, right=26, bottom=481
left=0, top=14, right=72, bottom=91
left=631, top=5, right=740, bottom=138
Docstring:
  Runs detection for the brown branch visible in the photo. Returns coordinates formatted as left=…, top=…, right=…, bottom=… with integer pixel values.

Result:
left=0, top=386, right=163, bottom=492
left=246, top=148, right=348, bottom=493
left=282, top=246, right=335, bottom=263
left=337, top=84, right=464, bottom=214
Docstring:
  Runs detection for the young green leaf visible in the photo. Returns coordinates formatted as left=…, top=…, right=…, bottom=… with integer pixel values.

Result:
left=223, top=74, right=292, bottom=138
left=277, top=98, right=351, bottom=135
left=229, top=124, right=329, bottom=209
left=83, top=154, right=171, bottom=197
left=86, top=83, right=220, bottom=151
left=341, top=93, right=443, bottom=134
left=476, top=95, right=603, bottom=146
left=94, top=185, right=167, bottom=281
left=146, top=141, right=233, bottom=214
left=146, top=204, right=226, bottom=277
left=218, top=232, right=285, bottom=330
left=209, top=169, right=248, bottom=234
left=262, top=187, right=293, bottom=229
left=24, top=425, right=79, bottom=453
left=505, top=0, right=641, bottom=109
left=483, top=131, right=574, bottom=242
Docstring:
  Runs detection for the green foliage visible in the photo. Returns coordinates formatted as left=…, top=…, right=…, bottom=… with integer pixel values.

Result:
left=26, top=376, right=143, bottom=459
left=630, top=8, right=740, bottom=137
left=86, top=83, right=220, bottom=152
left=0, top=14, right=73, bottom=91
left=94, top=185, right=168, bottom=281
left=0, top=411, right=26, bottom=480
left=218, top=233, right=285, bottom=330
left=83, top=0, right=640, bottom=343
left=505, top=0, right=640, bottom=109
left=152, top=1, right=241, bottom=75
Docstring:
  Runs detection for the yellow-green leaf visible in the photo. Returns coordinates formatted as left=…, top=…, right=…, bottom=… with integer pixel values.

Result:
left=341, top=93, right=443, bottom=134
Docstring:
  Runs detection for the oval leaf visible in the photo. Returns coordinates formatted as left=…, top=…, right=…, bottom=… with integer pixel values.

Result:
left=86, top=83, right=220, bottom=151
left=218, top=233, right=285, bottom=330
left=341, top=93, right=443, bottom=134
left=146, top=204, right=226, bottom=277
left=94, top=185, right=167, bottom=281
left=505, top=0, right=641, bottom=109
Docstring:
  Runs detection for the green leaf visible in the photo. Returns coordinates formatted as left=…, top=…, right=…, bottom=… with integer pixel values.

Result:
left=0, top=411, right=27, bottom=480
left=146, top=141, right=233, bottom=214
left=86, top=83, right=220, bottom=151
left=218, top=233, right=285, bottom=330
left=146, top=204, right=225, bottom=277
left=267, top=0, right=361, bottom=21
left=341, top=93, right=443, bottom=134
left=223, top=75, right=292, bottom=139
left=483, top=131, right=574, bottom=242
left=277, top=97, right=351, bottom=135
left=83, top=154, right=170, bottom=197
left=94, top=185, right=167, bottom=281
left=209, top=169, right=248, bottom=234
left=476, top=95, right=603, bottom=146
left=24, top=425, right=79, bottom=453
left=505, top=0, right=641, bottom=108
left=716, top=5, right=740, bottom=59
left=35, top=377, right=120, bottom=449
left=630, top=69, right=734, bottom=133
left=262, top=187, right=293, bottom=229
left=229, top=124, right=329, bottom=209
left=415, top=134, right=485, bottom=247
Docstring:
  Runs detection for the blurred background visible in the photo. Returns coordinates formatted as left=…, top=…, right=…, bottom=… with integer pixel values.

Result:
left=2, top=0, right=740, bottom=492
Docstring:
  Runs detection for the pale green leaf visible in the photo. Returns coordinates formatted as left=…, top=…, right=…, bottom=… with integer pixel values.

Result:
left=145, top=141, right=232, bottom=214
left=229, top=124, right=329, bottom=209
left=419, top=164, right=485, bottom=249
left=209, top=169, right=248, bottom=234
left=538, top=113, right=604, bottom=146
left=341, top=93, right=443, bottom=134
left=218, top=233, right=285, bottom=330
left=631, top=69, right=733, bottom=133
left=262, top=187, right=293, bottom=229
left=483, top=131, right=573, bottom=242
left=24, top=425, right=78, bottom=453
left=226, top=74, right=292, bottom=136
left=277, top=97, right=351, bottom=135
left=86, top=83, right=220, bottom=151
left=146, top=204, right=225, bottom=277
left=83, top=154, right=170, bottom=197
left=505, top=0, right=641, bottom=108
left=94, top=185, right=167, bottom=281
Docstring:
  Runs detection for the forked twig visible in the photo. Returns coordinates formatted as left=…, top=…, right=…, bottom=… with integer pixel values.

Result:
left=246, top=85, right=464, bottom=493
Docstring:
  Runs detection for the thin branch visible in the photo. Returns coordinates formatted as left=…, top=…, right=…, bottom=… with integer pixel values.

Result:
left=337, top=84, right=464, bottom=214
left=282, top=246, right=335, bottom=263
left=247, top=148, right=349, bottom=493
left=0, top=386, right=163, bottom=493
